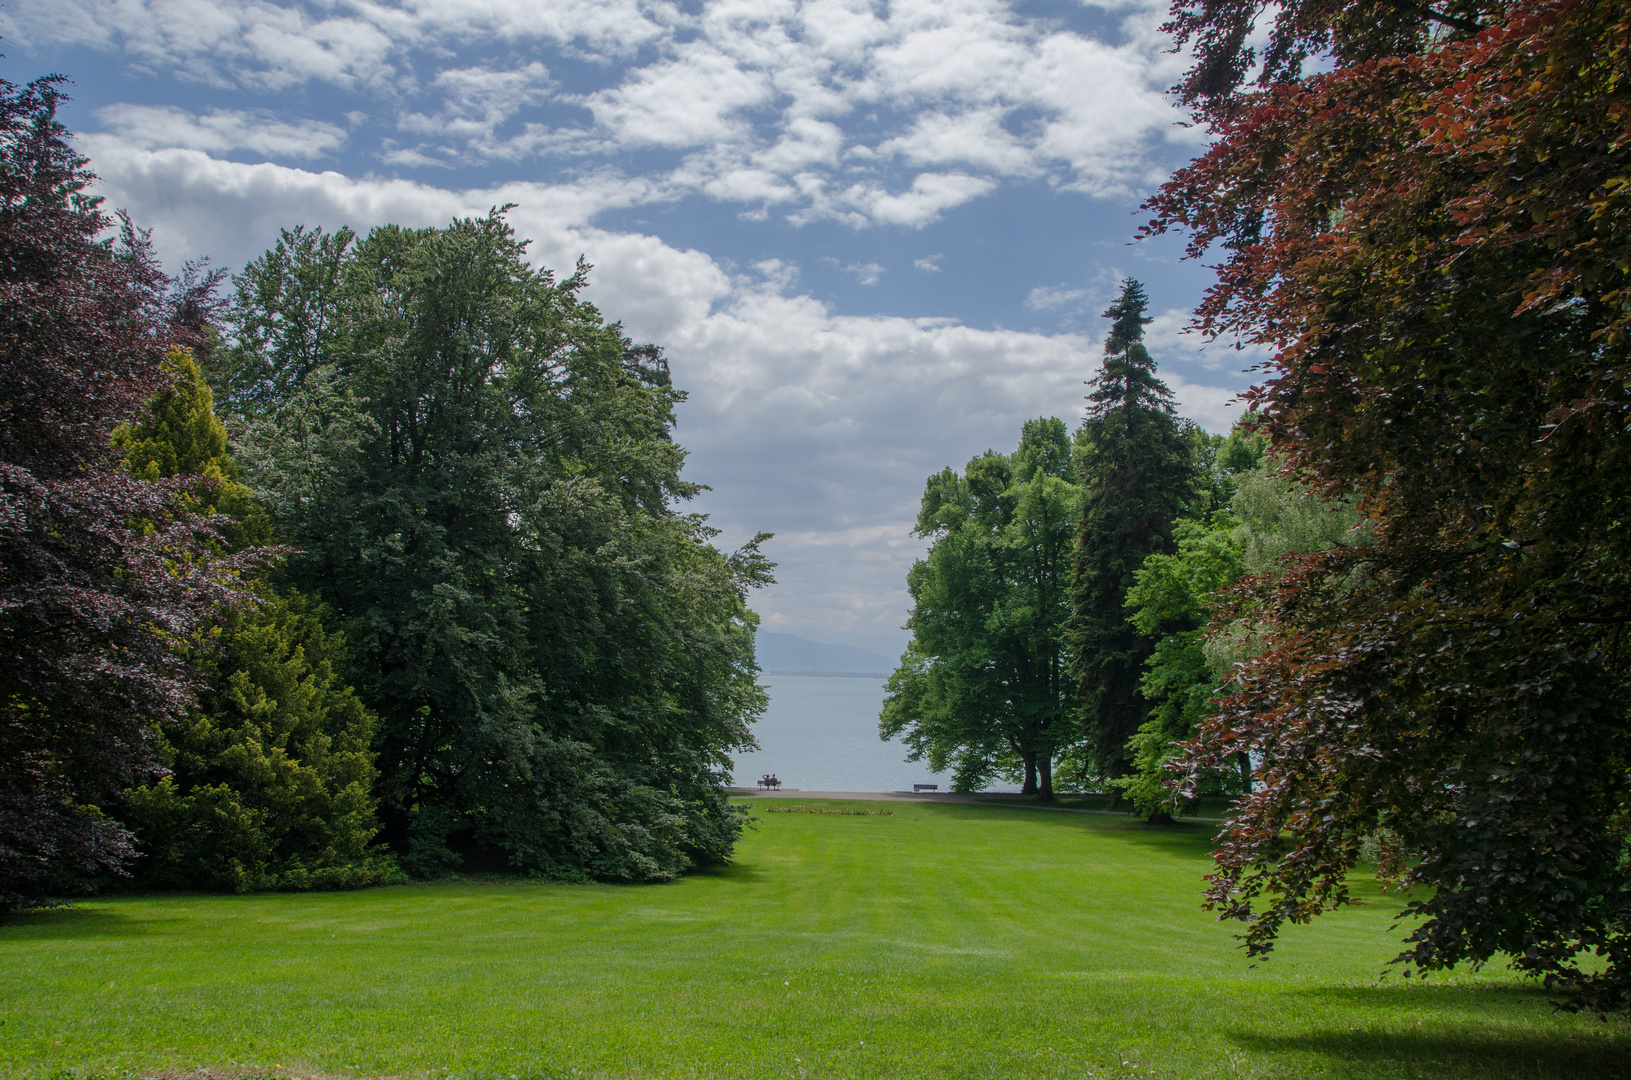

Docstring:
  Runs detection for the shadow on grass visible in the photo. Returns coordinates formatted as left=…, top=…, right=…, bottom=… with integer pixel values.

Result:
left=1230, top=1027, right=1630, bottom=1078
left=0, top=903, right=147, bottom=941
left=687, top=860, right=768, bottom=884
left=1233, top=983, right=1631, bottom=1079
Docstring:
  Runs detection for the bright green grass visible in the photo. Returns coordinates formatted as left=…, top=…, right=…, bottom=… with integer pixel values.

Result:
left=3, top=801, right=1627, bottom=1080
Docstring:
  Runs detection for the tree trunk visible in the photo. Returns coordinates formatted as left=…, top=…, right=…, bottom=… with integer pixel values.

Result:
left=1021, top=752, right=1038, bottom=795
left=1038, top=753, right=1054, bottom=801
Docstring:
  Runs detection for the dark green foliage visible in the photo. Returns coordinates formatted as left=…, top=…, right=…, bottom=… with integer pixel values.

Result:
left=123, top=590, right=394, bottom=891
left=1068, top=280, right=1196, bottom=782
left=1118, top=513, right=1246, bottom=819
left=113, top=352, right=392, bottom=891
left=882, top=418, right=1079, bottom=796
left=215, top=214, right=769, bottom=882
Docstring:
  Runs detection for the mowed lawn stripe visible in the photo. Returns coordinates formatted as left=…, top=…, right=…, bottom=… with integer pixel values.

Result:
left=2, top=800, right=1626, bottom=1079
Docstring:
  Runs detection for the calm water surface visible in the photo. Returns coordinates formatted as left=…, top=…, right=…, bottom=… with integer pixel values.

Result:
left=729, top=674, right=953, bottom=792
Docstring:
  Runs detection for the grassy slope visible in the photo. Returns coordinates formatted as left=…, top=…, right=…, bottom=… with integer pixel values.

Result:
left=2, top=800, right=1626, bottom=1080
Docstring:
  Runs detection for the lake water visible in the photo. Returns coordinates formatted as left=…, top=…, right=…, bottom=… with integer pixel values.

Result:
left=729, top=674, right=954, bottom=792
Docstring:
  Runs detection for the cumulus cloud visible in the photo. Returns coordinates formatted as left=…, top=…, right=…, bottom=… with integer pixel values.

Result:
left=13, top=0, right=1195, bottom=228
left=3, top=0, right=670, bottom=86
left=394, top=62, right=557, bottom=162
left=93, top=104, right=347, bottom=159
left=1145, top=306, right=1273, bottom=374
left=914, top=254, right=943, bottom=272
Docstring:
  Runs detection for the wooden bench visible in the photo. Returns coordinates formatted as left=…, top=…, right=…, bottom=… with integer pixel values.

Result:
left=913, top=783, right=938, bottom=792
left=757, top=778, right=782, bottom=790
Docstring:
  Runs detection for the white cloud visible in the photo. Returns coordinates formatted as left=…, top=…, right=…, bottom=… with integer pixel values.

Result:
left=1025, top=284, right=1090, bottom=312
left=881, top=108, right=1038, bottom=176
left=1144, top=306, right=1271, bottom=374
left=823, top=259, right=885, bottom=286
left=17, top=0, right=1196, bottom=227
left=77, top=141, right=1239, bottom=650
left=394, top=62, right=557, bottom=162
left=3, top=0, right=672, bottom=86
left=581, top=45, right=773, bottom=150
left=914, top=253, right=942, bottom=272
left=842, top=172, right=998, bottom=228
left=92, top=104, right=347, bottom=160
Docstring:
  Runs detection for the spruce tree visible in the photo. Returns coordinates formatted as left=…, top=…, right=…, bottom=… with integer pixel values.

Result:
left=1069, top=280, right=1195, bottom=786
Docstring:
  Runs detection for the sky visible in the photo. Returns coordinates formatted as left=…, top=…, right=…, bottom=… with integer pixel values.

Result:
left=2, top=0, right=1266, bottom=658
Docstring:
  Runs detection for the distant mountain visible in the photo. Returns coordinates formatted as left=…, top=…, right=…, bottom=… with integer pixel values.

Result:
left=755, top=631, right=895, bottom=676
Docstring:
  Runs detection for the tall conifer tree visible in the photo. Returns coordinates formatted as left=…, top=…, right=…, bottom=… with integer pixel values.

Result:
left=1070, top=281, right=1195, bottom=783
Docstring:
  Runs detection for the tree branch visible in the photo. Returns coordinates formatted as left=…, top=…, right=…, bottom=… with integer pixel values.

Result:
left=1382, top=0, right=1487, bottom=35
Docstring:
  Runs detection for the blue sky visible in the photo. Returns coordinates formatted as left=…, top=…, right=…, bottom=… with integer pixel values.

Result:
left=3, top=0, right=1262, bottom=657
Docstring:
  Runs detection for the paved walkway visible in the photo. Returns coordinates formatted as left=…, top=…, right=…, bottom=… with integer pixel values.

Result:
left=726, top=787, right=1224, bottom=823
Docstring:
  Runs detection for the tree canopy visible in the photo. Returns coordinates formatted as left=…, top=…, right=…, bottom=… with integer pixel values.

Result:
left=1148, top=0, right=1631, bottom=1010
left=115, top=353, right=392, bottom=892
left=882, top=418, right=1081, bottom=796
left=214, top=215, right=771, bottom=882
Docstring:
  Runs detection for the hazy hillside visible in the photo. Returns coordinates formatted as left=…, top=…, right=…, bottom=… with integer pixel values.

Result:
left=755, top=631, right=894, bottom=675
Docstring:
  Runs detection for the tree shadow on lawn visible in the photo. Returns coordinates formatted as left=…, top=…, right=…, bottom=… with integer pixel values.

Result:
left=0, top=903, right=149, bottom=941
left=1231, top=984, right=1631, bottom=1078
left=687, top=860, right=768, bottom=884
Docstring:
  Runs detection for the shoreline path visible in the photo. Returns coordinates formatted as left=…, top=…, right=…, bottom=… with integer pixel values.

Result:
left=725, top=788, right=1225, bottom=822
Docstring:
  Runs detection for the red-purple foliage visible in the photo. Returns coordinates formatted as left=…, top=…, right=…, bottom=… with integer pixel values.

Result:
left=1147, top=0, right=1631, bottom=1010
left=0, top=75, right=254, bottom=911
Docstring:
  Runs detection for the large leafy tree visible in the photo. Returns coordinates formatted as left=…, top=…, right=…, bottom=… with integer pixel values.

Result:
left=0, top=77, right=255, bottom=911
left=1069, top=280, right=1197, bottom=782
left=1149, top=0, right=1631, bottom=1009
left=882, top=419, right=1080, bottom=796
left=216, top=215, right=771, bottom=882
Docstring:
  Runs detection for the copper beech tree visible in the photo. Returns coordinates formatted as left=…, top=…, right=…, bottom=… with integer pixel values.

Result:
left=1148, top=0, right=1631, bottom=1009
left=0, top=77, right=258, bottom=910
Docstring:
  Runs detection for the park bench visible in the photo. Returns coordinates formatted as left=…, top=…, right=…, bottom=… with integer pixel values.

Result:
left=913, top=783, right=938, bottom=792
left=757, top=776, right=782, bottom=790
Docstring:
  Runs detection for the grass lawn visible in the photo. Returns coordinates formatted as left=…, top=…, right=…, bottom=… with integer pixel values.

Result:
left=3, top=800, right=1626, bottom=1080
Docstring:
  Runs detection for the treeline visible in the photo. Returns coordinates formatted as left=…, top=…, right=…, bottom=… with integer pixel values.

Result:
left=0, top=79, right=770, bottom=911
left=881, top=281, right=1364, bottom=814
left=888, top=0, right=1631, bottom=1014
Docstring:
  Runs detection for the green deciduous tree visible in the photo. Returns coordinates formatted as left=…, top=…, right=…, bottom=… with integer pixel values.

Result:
left=1069, top=280, right=1197, bottom=783
left=1119, top=443, right=1365, bottom=820
left=215, top=214, right=770, bottom=882
left=883, top=418, right=1080, bottom=796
